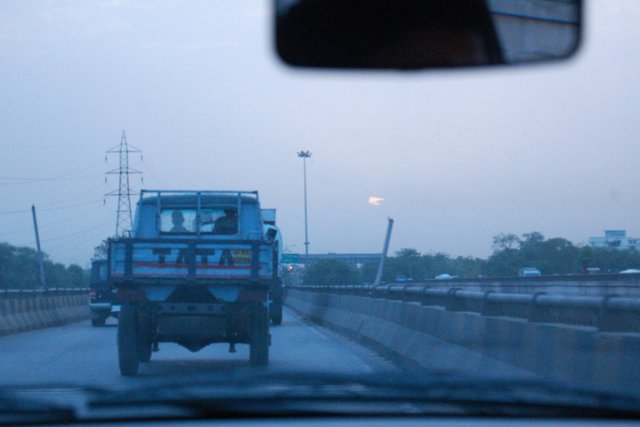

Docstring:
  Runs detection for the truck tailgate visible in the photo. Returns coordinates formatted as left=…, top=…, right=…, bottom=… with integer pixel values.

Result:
left=110, top=239, right=275, bottom=281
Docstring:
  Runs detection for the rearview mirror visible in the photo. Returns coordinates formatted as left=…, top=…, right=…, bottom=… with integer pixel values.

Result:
left=275, top=0, right=582, bottom=69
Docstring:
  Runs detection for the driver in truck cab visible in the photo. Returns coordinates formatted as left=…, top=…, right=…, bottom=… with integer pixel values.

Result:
left=213, top=208, right=238, bottom=235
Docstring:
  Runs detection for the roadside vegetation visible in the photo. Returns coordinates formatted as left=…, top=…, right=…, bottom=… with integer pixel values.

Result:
left=0, top=242, right=89, bottom=290
left=298, top=232, right=640, bottom=285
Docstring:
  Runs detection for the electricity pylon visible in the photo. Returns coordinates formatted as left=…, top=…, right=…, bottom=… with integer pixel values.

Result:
left=105, top=130, right=142, bottom=237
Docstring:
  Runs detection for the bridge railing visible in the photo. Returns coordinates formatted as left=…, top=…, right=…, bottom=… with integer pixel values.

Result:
left=307, top=273, right=640, bottom=297
left=417, top=272, right=640, bottom=284
left=289, top=284, right=640, bottom=333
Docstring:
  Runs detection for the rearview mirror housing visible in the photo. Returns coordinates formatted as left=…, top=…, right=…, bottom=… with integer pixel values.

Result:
left=275, top=0, right=582, bottom=70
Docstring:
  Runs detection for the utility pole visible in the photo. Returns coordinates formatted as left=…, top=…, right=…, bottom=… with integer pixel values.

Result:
left=297, top=150, right=311, bottom=267
left=31, top=205, right=47, bottom=290
left=105, top=130, right=142, bottom=237
left=374, top=218, right=394, bottom=287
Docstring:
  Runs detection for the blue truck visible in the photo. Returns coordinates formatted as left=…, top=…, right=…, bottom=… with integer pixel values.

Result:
left=89, top=258, right=120, bottom=326
left=108, top=190, right=282, bottom=376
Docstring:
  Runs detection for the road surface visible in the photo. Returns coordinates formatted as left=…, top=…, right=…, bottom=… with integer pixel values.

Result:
left=0, top=308, right=396, bottom=389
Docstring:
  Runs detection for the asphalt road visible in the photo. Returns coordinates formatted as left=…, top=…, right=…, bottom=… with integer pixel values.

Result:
left=0, top=308, right=396, bottom=389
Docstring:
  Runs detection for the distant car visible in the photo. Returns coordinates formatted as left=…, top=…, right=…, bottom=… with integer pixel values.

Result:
left=518, top=267, right=541, bottom=277
left=435, top=273, right=454, bottom=280
left=395, top=275, right=414, bottom=282
left=620, top=269, right=640, bottom=274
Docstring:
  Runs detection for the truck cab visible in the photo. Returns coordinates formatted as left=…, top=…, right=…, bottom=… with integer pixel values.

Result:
left=261, top=208, right=284, bottom=325
left=108, top=190, right=280, bottom=376
left=89, top=258, right=120, bottom=326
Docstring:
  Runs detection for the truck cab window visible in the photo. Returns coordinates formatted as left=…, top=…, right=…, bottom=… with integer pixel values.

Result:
left=201, top=208, right=238, bottom=235
left=211, top=208, right=238, bottom=235
left=160, top=209, right=197, bottom=233
left=160, top=208, right=238, bottom=235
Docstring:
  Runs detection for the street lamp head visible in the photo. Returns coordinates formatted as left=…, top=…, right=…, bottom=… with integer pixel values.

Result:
left=297, top=150, right=312, bottom=158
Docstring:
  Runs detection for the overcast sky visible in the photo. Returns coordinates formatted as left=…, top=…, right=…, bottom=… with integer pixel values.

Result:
left=1, top=0, right=639, bottom=267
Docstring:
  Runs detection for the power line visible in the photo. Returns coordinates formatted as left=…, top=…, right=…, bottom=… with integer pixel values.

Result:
left=0, top=173, right=104, bottom=186
left=0, top=182, right=106, bottom=215
left=41, top=223, right=109, bottom=244
left=0, top=199, right=103, bottom=216
left=39, top=204, right=105, bottom=228
left=39, top=182, right=106, bottom=209
left=0, top=206, right=102, bottom=238
left=0, top=163, right=104, bottom=184
left=0, top=204, right=105, bottom=238
left=139, top=159, right=162, bottom=187
left=40, top=199, right=103, bottom=212
left=0, top=208, right=30, bottom=215
left=46, top=228, right=109, bottom=255
left=8, top=142, right=96, bottom=150
left=11, top=222, right=110, bottom=248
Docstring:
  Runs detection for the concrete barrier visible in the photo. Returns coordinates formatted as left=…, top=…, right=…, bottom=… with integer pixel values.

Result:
left=379, top=273, right=640, bottom=297
left=286, top=288, right=640, bottom=395
left=0, top=294, right=89, bottom=336
left=426, top=280, right=640, bottom=297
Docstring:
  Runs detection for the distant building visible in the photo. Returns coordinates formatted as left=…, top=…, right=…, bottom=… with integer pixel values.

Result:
left=588, top=230, right=640, bottom=250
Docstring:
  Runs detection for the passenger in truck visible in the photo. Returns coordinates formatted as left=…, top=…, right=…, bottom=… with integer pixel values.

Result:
left=170, top=210, right=189, bottom=233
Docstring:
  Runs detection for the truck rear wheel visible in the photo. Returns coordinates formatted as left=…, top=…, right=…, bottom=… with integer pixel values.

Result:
left=250, top=307, right=269, bottom=367
left=270, top=282, right=284, bottom=326
left=137, top=312, right=152, bottom=363
left=270, top=307, right=283, bottom=326
left=137, top=336, right=152, bottom=363
left=118, top=304, right=140, bottom=376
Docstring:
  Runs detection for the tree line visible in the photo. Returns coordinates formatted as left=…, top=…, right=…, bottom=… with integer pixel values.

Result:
left=298, top=232, right=640, bottom=286
left=0, top=242, right=89, bottom=290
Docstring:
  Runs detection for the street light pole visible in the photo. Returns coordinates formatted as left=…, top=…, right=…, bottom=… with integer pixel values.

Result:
left=297, top=150, right=311, bottom=266
left=31, top=205, right=47, bottom=291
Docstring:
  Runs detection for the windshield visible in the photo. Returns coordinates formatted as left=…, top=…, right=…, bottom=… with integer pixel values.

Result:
left=159, top=208, right=238, bottom=234
left=1, top=0, right=640, bottom=423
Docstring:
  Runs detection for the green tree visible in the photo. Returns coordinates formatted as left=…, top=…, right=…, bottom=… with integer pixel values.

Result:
left=67, top=264, right=88, bottom=288
left=304, top=259, right=360, bottom=286
left=492, top=233, right=520, bottom=252
left=485, top=247, right=521, bottom=277
left=93, top=239, right=109, bottom=260
left=579, top=246, right=640, bottom=273
left=520, top=232, right=545, bottom=247
left=0, top=241, right=89, bottom=289
left=450, top=256, right=485, bottom=277
left=389, top=248, right=427, bottom=280
left=486, top=232, right=618, bottom=276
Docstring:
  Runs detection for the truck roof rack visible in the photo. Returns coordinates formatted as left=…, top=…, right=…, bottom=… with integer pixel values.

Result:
left=139, top=190, right=259, bottom=204
left=140, top=189, right=258, bottom=197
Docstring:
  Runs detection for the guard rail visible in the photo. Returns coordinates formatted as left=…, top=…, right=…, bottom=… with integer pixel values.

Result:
left=334, top=273, right=640, bottom=297
left=289, top=284, right=640, bottom=333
